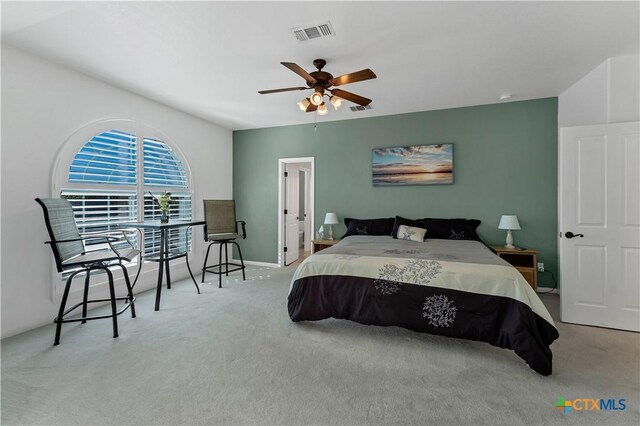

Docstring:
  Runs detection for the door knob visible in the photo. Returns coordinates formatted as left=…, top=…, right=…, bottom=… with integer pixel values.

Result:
left=565, top=232, right=584, bottom=239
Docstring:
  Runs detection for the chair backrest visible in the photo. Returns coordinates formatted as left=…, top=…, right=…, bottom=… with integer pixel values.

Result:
left=35, top=198, right=84, bottom=272
left=203, top=200, right=237, bottom=238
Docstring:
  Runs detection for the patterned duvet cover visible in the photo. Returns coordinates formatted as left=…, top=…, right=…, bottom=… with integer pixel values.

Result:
left=288, top=236, right=559, bottom=375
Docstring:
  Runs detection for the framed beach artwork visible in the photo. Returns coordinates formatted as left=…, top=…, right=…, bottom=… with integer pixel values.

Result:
left=372, top=144, right=453, bottom=186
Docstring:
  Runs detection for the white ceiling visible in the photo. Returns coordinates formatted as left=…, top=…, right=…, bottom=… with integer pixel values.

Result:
left=2, top=1, right=638, bottom=130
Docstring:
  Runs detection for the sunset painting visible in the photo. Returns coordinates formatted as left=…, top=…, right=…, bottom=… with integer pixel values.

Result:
left=372, top=144, right=453, bottom=186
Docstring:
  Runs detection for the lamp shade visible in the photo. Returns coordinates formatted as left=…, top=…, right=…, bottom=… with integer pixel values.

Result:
left=498, top=215, right=521, bottom=230
left=297, top=98, right=310, bottom=111
left=330, top=95, right=343, bottom=110
left=324, top=212, right=338, bottom=225
left=310, top=90, right=324, bottom=106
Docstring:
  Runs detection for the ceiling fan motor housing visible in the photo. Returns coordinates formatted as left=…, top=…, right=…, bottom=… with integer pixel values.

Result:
left=307, top=58, right=333, bottom=88
left=308, top=71, right=333, bottom=88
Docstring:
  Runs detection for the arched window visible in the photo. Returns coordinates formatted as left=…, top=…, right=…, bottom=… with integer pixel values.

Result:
left=57, top=125, right=192, bottom=268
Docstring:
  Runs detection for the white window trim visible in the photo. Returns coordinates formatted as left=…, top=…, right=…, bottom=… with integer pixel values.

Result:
left=50, top=118, right=194, bottom=299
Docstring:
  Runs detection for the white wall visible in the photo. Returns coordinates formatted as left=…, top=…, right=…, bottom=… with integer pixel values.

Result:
left=1, top=45, right=233, bottom=338
left=559, top=54, right=640, bottom=127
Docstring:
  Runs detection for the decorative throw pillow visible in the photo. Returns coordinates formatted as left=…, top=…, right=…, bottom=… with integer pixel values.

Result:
left=341, top=217, right=395, bottom=239
left=422, top=218, right=482, bottom=241
left=397, top=225, right=427, bottom=242
left=392, top=216, right=426, bottom=238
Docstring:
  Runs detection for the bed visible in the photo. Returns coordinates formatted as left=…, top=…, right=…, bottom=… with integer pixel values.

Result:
left=288, top=235, right=559, bottom=375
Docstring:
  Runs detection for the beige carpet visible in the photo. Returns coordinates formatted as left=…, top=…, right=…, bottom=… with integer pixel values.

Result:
left=1, top=265, right=639, bottom=425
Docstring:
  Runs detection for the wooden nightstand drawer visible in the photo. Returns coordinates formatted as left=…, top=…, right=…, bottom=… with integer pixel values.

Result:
left=312, top=239, right=338, bottom=253
left=516, top=268, right=535, bottom=287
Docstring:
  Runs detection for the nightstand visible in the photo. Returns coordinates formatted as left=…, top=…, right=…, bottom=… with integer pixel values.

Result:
left=312, top=239, right=339, bottom=254
left=491, top=246, right=538, bottom=291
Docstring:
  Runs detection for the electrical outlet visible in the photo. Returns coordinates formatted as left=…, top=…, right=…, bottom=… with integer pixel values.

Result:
left=537, top=262, right=545, bottom=272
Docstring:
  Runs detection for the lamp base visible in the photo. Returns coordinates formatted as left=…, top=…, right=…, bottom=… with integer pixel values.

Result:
left=328, top=225, right=334, bottom=240
left=504, top=229, right=514, bottom=249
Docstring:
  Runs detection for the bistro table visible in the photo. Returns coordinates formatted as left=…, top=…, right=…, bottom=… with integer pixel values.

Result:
left=119, top=220, right=205, bottom=311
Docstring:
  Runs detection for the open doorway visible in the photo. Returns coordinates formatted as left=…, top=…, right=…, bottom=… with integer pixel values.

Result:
left=278, top=157, right=315, bottom=267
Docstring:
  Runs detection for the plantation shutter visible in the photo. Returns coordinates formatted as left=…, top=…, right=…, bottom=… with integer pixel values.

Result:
left=68, top=130, right=137, bottom=185
left=62, top=128, right=192, bottom=276
left=62, top=190, right=138, bottom=250
left=143, top=192, right=192, bottom=255
left=142, top=138, right=191, bottom=254
left=143, top=138, right=188, bottom=188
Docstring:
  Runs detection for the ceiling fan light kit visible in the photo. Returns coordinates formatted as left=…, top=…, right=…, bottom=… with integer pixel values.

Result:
left=317, top=103, right=328, bottom=116
left=259, top=59, right=376, bottom=116
left=297, top=98, right=311, bottom=111
left=310, top=88, right=324, bottom=106
left=330, top=95, right=343, bottom=110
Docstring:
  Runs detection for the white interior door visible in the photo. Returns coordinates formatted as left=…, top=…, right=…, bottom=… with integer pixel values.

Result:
left=298, top=169, right=306, bottom=249
left=303, top=168, right=312, bottom=251
left=559, top=122, right=640, bottom=331
left=284, top=164, right=300, bottom=265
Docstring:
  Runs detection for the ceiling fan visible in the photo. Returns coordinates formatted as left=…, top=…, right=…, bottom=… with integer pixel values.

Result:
left=258, top=59, right=377, bottom=114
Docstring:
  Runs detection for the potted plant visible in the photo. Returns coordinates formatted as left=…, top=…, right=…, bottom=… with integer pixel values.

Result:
left=149, top=191, right=172, bottom=223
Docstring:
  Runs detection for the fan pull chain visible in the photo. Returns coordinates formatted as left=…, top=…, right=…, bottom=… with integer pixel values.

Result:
left=314, top=112, right=317, bottom=132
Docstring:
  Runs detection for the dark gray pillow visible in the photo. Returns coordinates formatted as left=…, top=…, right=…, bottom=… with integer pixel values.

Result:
left=422, top=218, right=482, bottom=241
left=342, top=217, right=395, bottom=238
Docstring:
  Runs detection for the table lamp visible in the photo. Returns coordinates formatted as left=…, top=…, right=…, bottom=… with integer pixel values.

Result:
left=498, top=215, right=521, bottom=248
left=324, top=212, right=339, bottom=240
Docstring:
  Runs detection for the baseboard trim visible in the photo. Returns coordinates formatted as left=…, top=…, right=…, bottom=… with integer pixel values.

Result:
left=537, top=288, right=558, bottom=294
left=231, top=259, right=280, bottom=268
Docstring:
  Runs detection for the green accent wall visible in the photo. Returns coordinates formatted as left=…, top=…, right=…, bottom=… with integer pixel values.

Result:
left=233, top=97, right=558, bottom=287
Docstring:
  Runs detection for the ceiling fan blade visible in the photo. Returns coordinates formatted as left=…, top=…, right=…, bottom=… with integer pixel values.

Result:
left=330, top=89, right=372, bottom=106
left=281, top=62, right=317, bottom=84
left=329, top=69, right=376, bottom=87
left=305, top=103, right=318, bottom=113
left=258, top=87, right=308, bottom=94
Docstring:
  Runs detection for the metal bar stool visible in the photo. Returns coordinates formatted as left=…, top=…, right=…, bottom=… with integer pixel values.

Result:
left=36, top=198, right=139, bottom=345
left=201, top=200, right=247, bottom=288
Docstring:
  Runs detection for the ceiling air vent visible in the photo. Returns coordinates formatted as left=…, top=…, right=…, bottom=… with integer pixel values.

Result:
left=291, top=21, right=335, bottom=42
left=350, top=105, right=373, bottom=112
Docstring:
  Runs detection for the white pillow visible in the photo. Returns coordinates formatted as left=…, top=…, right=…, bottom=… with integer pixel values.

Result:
left=397, top=224, right=427, bottom=242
